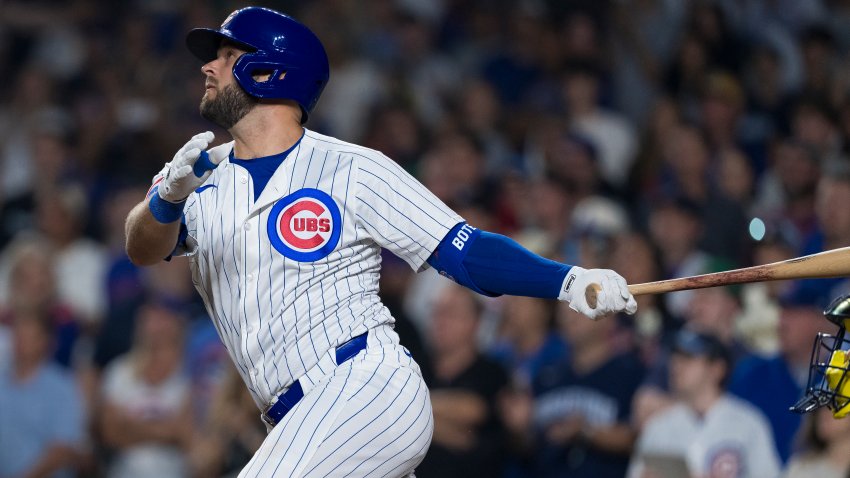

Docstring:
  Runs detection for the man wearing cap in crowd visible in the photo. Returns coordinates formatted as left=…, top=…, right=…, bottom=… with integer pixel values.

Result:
left=728, top=289, right=836, bottom=463
left=628, top=329, right=780, bottom=478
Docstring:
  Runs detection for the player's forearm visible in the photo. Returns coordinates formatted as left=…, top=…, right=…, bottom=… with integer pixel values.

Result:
left=125, top=199, right=181, bottom=266
left=427, top=223, right=569, bottom=298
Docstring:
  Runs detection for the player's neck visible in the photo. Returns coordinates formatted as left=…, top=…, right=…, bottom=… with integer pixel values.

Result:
left=230, top=104, right=303, bottom=159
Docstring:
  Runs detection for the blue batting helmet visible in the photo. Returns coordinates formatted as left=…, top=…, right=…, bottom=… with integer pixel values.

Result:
left=186, top=7, right=330, bottom=124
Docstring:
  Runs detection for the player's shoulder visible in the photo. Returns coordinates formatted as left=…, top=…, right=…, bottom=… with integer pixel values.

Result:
left=304, top=129, right=393, bottom=165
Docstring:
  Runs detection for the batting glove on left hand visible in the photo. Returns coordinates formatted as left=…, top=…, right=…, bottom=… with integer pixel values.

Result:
left=559, top=266, right=637, bottom=320
left=159, top=131, right=229, bottom=203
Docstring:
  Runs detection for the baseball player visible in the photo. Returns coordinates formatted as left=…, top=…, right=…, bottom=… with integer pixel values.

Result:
left=124, top=7, right=638, bottom=477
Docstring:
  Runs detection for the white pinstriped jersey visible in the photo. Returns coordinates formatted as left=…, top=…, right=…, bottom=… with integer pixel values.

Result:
left=165, top=128, right=462, bottom=408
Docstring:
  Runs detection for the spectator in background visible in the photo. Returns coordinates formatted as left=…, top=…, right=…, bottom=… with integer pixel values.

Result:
left=699, top=71, right=747, bottom=154
left=752, top=138, right=820, bottom=242
left=658, top=122, right=750, bottom=263
left=784, top=406, right=850, bottom=478
left=455, top=79, right=513, bottom=174
left=740, top=43, right=795, bottom=152
left=647, top=196, right=713, bottom=319
left=94, top=256, right=199, bottom=371
left=489, top=295, right=568, bottom=389
left=632, top=285, right=750, bottom=430
left=190, top=365, right=265, bottom=478
left=544, top=132, right=617, bottom=204
left=99, top=300, right=193, bottom=478
left=506, top=303, right=644, bottom=478
left=799, top=25, right=840, bottom=101
left=308, top=18, right=388, bottom=142
left=729, top=292, right=835, bottom=463
left=791, top=96, right=842, bottom=164
left=0, top=312, right=86, bottom=478
left=417, top=284, right=509, bottom=478
left=0, top=127, right=77, bottom=250
left=629, top=95, right=682, bottom=201
left=788, top=160, right=850, bottom=309
left=736, top=234, right=798, bottom=356
left=562, top=60, right=638, bottom=190
left=716, top=147, right=757, bottom=207
left=609, top=231, right=670, bottom=366
left=665, top=32, right=711, bottom=119
left=361, top=103, right=427, bottom=173
left=0, top=66, right=65, bottom=208
left=92, top=184, right=148, bottom=369
left=419, top=129, right=497, bottom=210
left=33, top=184, right=108, bottom=327
left=628, top=329, right=780, bottom=478
left=513, top=176, right=575, bottom=261
left=378, top=250, right=434, bottom=383
left=0, top=238, right=80, bottom=368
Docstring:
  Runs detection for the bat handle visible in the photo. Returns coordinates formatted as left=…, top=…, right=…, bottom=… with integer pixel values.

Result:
left=585, top=283, right=602, bottom=309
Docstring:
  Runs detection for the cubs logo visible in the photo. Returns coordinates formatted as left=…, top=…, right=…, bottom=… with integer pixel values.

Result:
left=267, top=188, right=341, bottom=262
left=706, top=446, right=743, bottom=478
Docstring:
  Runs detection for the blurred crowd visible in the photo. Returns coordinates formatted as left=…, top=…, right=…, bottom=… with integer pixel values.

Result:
left=4, top=0, right=850, bottom=477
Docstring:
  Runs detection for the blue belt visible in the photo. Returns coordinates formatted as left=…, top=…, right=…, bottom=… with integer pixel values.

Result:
left=261, top=332, right=368, bottom=427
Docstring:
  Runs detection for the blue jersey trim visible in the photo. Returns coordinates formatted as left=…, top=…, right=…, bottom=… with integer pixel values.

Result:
left=231, top=132, right=304, bottom=201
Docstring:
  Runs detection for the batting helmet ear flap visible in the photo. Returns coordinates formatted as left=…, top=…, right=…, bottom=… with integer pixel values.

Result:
left=232, top=54, right=328, bottom=120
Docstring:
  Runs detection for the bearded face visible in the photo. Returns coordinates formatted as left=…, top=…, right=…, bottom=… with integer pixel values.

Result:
left=200, top=82, right=258, bottom=129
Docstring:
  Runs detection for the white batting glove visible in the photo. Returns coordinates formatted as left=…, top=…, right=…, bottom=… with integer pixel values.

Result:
left=559, top=266, right=637, bottom=320
left=159, top=131, right=229, bottom=203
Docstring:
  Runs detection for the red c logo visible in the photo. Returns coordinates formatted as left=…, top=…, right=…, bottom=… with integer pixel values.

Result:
left=279, top=200, right=330, bottom=250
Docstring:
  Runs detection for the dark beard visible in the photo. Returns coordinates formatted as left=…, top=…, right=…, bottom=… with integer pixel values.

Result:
left=200, top=83, right=258, bottom=129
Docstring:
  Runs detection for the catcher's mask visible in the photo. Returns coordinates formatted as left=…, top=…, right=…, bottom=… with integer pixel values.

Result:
left=791, top=294, right=850, bottom=418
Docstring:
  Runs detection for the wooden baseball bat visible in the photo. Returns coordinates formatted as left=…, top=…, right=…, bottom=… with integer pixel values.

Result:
left=586, top=246, right=850, bottom=309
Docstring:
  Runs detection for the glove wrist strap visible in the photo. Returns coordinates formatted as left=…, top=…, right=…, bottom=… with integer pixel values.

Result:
left=558, top=266, right=586, bottom=302
left=149, top=191, right=186, bottom=224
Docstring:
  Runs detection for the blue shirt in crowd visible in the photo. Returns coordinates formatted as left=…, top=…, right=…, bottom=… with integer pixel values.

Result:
left=0, top=362, right=85, bottom=478
left=728, top=354, right=803, bottom=463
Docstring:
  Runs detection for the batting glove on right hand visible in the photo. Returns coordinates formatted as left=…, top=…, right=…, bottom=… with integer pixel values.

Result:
left=159, top=131, right=229, bottom=203
left=559, top=266, right=637, bottom=321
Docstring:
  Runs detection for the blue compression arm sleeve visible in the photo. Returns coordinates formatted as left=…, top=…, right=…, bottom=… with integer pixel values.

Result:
left=427, top=222, right=573, bottom=298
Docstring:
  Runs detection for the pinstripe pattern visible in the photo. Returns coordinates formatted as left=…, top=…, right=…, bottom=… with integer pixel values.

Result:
left=154, top=129, right=457, bottom=474
left=238, top=326, right=433, bottom=478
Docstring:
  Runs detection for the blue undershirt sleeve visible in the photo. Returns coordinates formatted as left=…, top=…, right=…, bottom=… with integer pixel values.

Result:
left=426, top=222, right=573, bottom=299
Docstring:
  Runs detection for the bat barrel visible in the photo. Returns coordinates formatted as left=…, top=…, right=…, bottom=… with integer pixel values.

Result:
left=628, top=268, right=774, bottom=296
left=586, top=246, right=850, bottom=308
